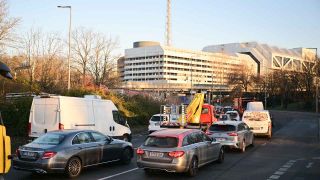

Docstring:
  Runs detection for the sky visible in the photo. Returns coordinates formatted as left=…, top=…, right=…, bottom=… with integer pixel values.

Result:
left=8, top=0, right=320, bottom=55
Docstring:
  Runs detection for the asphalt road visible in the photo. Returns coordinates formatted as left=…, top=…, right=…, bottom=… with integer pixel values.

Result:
left=4, top=110, right=320, bottom=180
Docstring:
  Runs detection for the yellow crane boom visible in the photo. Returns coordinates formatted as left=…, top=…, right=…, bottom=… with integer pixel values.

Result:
left=179, top=93, right=204, bottom=125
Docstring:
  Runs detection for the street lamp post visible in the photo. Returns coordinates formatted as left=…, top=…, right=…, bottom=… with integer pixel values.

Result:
left=57, top=5, right=72, bottom=90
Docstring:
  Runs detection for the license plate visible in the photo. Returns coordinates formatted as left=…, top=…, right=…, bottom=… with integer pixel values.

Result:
left=21, top=151, right=37, bottom=158
left=149, top=151, right=164, bottom=158
left=215, top=138, right=226, bottom=142
left=253, top=127, right=261, bottom=130
left=155, top=123, right=160, bottom=126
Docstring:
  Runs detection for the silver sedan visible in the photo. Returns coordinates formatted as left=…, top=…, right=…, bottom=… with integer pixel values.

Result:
left=136, top=129, right=224, bottom=177
left=206, top=121, right=254, bottom=152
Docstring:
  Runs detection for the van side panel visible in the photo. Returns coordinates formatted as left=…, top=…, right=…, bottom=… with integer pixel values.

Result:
left=92, top=100, right=116, bottom=136
left=60, top=97, right=95, bottom=130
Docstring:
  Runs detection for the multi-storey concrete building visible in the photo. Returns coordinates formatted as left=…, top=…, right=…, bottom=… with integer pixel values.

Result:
left=203, top=42, right=316, bottom=75
left=118, top=41, right=316, bottom=92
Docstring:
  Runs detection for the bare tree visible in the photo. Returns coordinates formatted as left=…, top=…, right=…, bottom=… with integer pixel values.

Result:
left=71, top=27, right=94, bottom=87
left=0, top=0, right=20, bottom=53
left=89, top=34, right=120, bottom=87
left=71, top=27, right=120, bottom=88
left=18, top=28, right=67, bottom=92
left=228, top=64, right=254, bottom=92
left=19, top=28, right=41, bottom=88
left=36, top=32, right=64, bottom=91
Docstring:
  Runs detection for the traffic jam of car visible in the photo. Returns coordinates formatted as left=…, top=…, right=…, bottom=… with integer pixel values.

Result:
left=12, top=94, right=272, bottom=178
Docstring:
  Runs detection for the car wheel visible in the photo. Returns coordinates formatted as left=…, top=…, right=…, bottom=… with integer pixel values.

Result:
left=267, top=127, right=272, bottom=139
left=217, top=148, right=224, bottom=163
left=121, top=148, right=132, bottom=164
left=187, top=157, right=198, bottom=177
left=251, top=136, right=255, bottom=147
left=240, top=140, right=246, bottom=153
left=65, top=157, right=82, bottom=178
left=123, top=134, right=129, bottom=142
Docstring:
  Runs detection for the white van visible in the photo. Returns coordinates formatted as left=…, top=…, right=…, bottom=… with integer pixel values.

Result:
left=242, top=110, right=272, bottom=139
left=28, top=95, right=132, bottom=141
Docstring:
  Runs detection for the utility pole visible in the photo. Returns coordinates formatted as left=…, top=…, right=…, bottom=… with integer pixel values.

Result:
left=57, top=5, right=72, bottom=90
left=165, top=0, right=171, bottom=46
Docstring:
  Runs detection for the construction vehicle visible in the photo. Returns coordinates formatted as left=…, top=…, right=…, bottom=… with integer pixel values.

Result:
left=160, top=93, right=217, bottom=130
left=0, top=61, right=13, bottom=175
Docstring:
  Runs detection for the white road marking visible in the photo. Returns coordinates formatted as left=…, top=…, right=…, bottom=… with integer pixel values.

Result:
left=269, top=159, right=297, bottom=180
left=296, top=158, right=306, bottom=161
left=97, top=168, right=139, bottom=180
left=312, top=157, right=320, bottom=160
left=306, top=162, right=313, bottom=168
left=286, top=162, right=294, bottom=166
left=282, top=164, right=292, bottom=168
left=269, top=175, right=280, bottom=179
left=262, top=142, right=267, bottom=146
left=279, top=167, right=288, bottom=171
left=274, top=171, right=285, bottom=175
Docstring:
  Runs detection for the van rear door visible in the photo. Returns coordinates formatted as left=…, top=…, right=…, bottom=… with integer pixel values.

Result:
left=29, top=98, right=59, bottom=137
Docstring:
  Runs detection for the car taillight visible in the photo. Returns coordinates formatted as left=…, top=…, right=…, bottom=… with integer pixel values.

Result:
left=59, top=123, right=64, bottom=130
left=42, top=151, right=57, bottom=159
left=16, top=149, right=20, bottom=157
left=28, top=122, right=31, bottom=135
left=228, top=132, right=238, bottom=136
left=168, top=151, right=185, bottom=158
left=205, top=131, right=213, bottom=135
left=136, top=148, right=145, bottom=155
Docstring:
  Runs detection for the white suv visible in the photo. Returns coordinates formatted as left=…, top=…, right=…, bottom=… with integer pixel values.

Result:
left=148, top=114, right=180, bottom=134
left=148, top=114, right=168, bottom=134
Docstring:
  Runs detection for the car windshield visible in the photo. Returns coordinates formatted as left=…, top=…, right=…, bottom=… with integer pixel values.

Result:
left=201, top=108, right=209, bottom=114
left=150, top=116, right=161, bottom=121
left=144, top=136, right=178, bottom=148
left=209, top=124, right=236, bottom=132
left=33, top=133, right=65, bottom=145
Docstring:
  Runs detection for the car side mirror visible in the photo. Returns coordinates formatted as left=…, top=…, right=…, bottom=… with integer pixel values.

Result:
left=105, top=137, right=113, bottom=143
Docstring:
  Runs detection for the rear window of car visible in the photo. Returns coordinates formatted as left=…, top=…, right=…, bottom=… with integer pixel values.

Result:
left=209, top=124, right=236, bottom=132
left=223, top=108, right=233, bottom=113
left=144, top=136, right=178, bottom=148
left=219, top=114, right=229, bottom=121
left=33, top=133, right=65, bottom=145
left=243, top=112, right=269, bottom=121
left=227, top=112, right=238, bottom=118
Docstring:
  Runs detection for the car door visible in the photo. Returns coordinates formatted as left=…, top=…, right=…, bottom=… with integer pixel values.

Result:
left=243, top=123, right=253, bottom=144
left=201, top=132, right=218, bottom=162
left=90, top=131, right=121, bottom=162
left=237, top=123, right=246, bottom=145
left=192, top=132, right=208, bottom=165
left=72, top=132, right=101, bottom=166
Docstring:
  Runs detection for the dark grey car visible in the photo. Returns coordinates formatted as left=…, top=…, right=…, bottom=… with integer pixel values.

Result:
left=13, top=129, right=133, bottom=178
